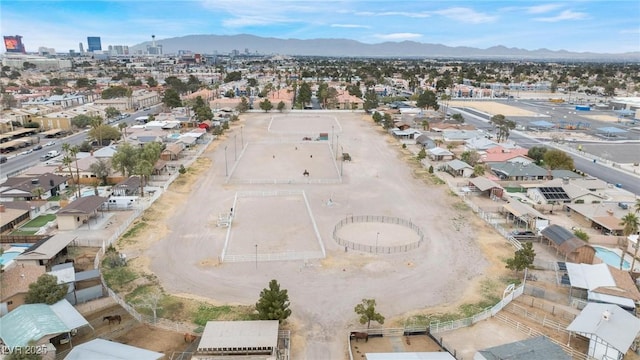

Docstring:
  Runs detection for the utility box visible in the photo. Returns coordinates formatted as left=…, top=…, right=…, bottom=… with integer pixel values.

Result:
left=317, top=132, right=329, bottom=140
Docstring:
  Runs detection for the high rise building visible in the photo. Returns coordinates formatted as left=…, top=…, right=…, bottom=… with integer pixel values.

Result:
left=3, top=35, right=26, bottom=53
left=79, top=42, right=84, bottom=54
left=87, top=36, right=102, bottom=52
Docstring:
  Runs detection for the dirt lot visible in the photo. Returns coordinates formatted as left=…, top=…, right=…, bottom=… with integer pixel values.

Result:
left=449, top=100, right=540, bottom=117
left=119, top=112, right=514, bottom=359
left=59, top=304, right=189, bottom=359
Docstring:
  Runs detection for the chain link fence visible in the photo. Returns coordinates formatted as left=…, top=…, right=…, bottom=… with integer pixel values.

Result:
left=333, top=215, right=424, bottom=254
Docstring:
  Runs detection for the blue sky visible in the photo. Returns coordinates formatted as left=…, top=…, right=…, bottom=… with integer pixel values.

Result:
left=1, top=0, right=639, bottom=54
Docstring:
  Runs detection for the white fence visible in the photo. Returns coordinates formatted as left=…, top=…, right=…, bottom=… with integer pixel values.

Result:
left=221, top=190, right=326, bottom=262
left=333, top=215, right=424, bottom=254
left=429, top=283, right=524, bottom=334
left=228, top=177, right=342, bottom=184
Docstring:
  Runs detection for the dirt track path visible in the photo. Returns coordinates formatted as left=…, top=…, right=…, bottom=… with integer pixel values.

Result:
left=128, top=112, right=510, bottom=359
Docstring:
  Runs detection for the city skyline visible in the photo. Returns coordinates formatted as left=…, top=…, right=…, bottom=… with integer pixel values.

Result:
left=0, top=0, right=639, bottom=54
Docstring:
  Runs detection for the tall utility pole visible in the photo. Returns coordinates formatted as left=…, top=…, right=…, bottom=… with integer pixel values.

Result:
left=224, top=146, right=228, bottom=176
left=255, top=244, right=258, bottom=270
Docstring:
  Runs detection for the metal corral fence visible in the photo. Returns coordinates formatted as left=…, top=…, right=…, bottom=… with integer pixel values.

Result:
left=333, top=215, right=424, bottom=254
left=221, top=190, right=326, bottom=262
left=228, top=177, right=342, bottom=185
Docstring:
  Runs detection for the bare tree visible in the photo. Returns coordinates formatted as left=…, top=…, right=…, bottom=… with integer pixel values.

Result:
left=134, top=290, right=163, bottom=323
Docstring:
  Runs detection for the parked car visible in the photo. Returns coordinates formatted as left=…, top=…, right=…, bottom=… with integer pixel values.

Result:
left=0, top=156, right=7, bottom=163
left=33, top=144, right=43, bottom=150
left=618, top=202, right=629, bottom=210
left=43, top=141, right=56, bottom=147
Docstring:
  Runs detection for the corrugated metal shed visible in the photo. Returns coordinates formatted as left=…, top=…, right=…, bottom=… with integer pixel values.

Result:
left=476, top=336, right=570, bottom=360
left=64, top=338, right=164, bottom=360
left=198, top=320, right=279, bottom=351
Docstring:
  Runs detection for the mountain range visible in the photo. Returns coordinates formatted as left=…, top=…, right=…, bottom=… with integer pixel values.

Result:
left=132, top=34, right=639, bottom=61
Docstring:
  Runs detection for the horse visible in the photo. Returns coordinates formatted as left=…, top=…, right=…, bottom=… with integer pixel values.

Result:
left=303, top=169, right=309, bottom=177
left=184, top=333, right=197, bottom=343
left=103, top=315, right=122, bottom=325
left=350, top=332, right=368, bottom=342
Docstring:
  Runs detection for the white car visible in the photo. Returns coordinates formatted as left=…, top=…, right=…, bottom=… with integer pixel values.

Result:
left=44, top=141, right=56, bottom=147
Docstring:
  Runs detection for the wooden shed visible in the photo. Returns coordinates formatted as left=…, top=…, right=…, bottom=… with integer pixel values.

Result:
left=541, top=225, right=595, bottom=264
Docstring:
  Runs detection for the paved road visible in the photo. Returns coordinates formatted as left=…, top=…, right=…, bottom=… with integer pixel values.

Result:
left=451, top=107, right=640, bottom=196
left=0, top=107, right=158, bottom=179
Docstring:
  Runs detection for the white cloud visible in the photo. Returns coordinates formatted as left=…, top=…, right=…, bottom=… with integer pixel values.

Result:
left=331, top=24, right=371, bottom=29
left=374, top=33, right=422, bottom=41
left=355, top=11, right=430, bottom=18
left=201, top=0, right=320, bottom=28
left=535, top=10, right=588, bottom=22
left=526, top=4, right=563, bottom=14
left=433, top=7, right=498, bottom=24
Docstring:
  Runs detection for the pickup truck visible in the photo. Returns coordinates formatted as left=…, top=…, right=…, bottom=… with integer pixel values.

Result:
left=40, top=150, right=60, bottom=161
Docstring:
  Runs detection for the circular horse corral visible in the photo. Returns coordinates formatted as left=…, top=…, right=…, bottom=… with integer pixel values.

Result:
left=333, top=216, right=424, bottom=254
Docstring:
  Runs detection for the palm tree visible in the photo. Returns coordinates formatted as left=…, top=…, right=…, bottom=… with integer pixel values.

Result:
left=62, top=143, right=81, bottom=198
left=118, top=122, right=128, bottom=143
left=31, top=186, right=45, bottom=200
left=619, top=212, right=639, bottom=270
left=635, top=198, right=640, bottom=214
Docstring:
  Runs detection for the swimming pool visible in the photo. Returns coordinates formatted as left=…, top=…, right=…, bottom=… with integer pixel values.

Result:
left=594, top=246, right=630, bottom=270
left=0, top=251, right=21, bottom=266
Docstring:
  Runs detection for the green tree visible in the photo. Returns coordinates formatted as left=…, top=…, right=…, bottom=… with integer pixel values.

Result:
left=237, top=97, right=250, bottom=113
left=255, top=279, right=292, bottom=323
left=451, top=113, right=465, bottom=123
left=635, top=199, right=640, bottom=214
left=164, top=76, right=187, bottom=94
left=30, top=186, right=45, bottom=200
left=420, top=120, right=429, bottom=131
left=89, top=158, right=111, bottom=185
left=1, top=93, right=17, bottom=109
left=89, top=124, right=120, bottom=146
left=146, top=76, right=158, bottom=87
left=417, top=148, right=426, bottom=160
left=162, top=88, right=182, bottom=108
left=111, top=143, right=137, bottom=176
left=574, top=229, right=589, bottom=242
left=75, top=77, right=90, bottom=88
left=363, top=89, right=379, bottom=113
left=224, top=71, right=242, bottom=83
left=224, top=89, right=235, bottom=98
left=372, top=112, right=383, bottom=124
left=527, top=146, right=548, bottom=166
left=416, top=90, right=439, bottom=110
left=460, top=151, right=481, bottom=166
left=62, top=143, right=81, bottom=198
left=490, top=114, right=516, bottom=143
left=259, top=99, right=273, bottom=112
left=382, top=113, right=394, bottom=129
left=543, top=149, right=574, bottom=170
left=105, top=106, right=121, bottom=119
left=505, top=242, right=536, bottom=273
left=277, top=101, right=286, bottom=112
left=354, top=298, right=385, bottom=329
left=620, top=212, right=639, bottom=270
left=297, top=82, right=312, bottom=108
left=101, top=86, right=130, bottom=99
left=134, top=142, right=163, bottom=196
left=25, top=274, right=68, bottom=304
left=473, top=164, right=486, bottom=177
left=118, top=122, right=128, bottom=142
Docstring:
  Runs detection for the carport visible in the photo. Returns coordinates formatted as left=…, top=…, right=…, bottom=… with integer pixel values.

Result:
left=596, top=127, right=627, bottom=138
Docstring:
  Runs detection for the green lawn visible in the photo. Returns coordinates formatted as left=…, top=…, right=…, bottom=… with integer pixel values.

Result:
left=10, top=229, right=37, bottom=235
left=22, top=214, right=56, bottom=228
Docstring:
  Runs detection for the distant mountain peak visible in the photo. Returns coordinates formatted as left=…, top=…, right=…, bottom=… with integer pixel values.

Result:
left=131, top=34, right=640, bottom=61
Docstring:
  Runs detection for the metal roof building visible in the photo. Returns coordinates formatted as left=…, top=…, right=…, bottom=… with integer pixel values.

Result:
left=0, top=299, right=90, bottom=348
left=475, top=336, right=570, bottom=360
left=64, top=338, right=164, bottom=360
left=567, top=303, right=640, bottom=360
left=195, top=320, right=279, bottom=359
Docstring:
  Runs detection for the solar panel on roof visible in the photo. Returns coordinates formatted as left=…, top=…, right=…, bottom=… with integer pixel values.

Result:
left=561, top=274, right=571, bottom=286
left=539, top=187, right=571, bottom=201
left=557, top=262, right=567, bottom=271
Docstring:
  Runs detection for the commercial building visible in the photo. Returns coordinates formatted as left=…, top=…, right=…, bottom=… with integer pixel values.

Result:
left=3, top=35, right=26, bottom=53
left=87, top=36, right=102, bottom=52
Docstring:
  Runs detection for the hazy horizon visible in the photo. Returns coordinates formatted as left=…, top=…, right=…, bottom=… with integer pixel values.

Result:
left=1, top=0, right=639, bottom=54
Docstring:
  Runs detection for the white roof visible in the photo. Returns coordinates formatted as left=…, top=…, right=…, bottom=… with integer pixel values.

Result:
left=588, top=291, right=635, bottom=309
left=565, top=263, right=615, bottom=290
left=50, top=299, right=90, bottom=330
left=49, top=262, right=75, bottom=284
left=366, top=353, right=455, bottom=360
left=428, top=147, right=453, bottom=156
left=198, top=320, right=279, bottom=351
left=567, top=303, right=640, bottom=353
left=64, top=339, right=164, bottom=360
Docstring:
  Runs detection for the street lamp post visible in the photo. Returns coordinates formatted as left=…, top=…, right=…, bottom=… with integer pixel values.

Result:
left=331, top=125, right=334, bottom=150
left=335, top=135, right=339, bottom=160
left=234, top=135, right=237, bottom=161
left=376, top=232, right=379, bottom=253
left=255, top=244, right=258, bottom=270
left=224, top=146, right=228, bottom=176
